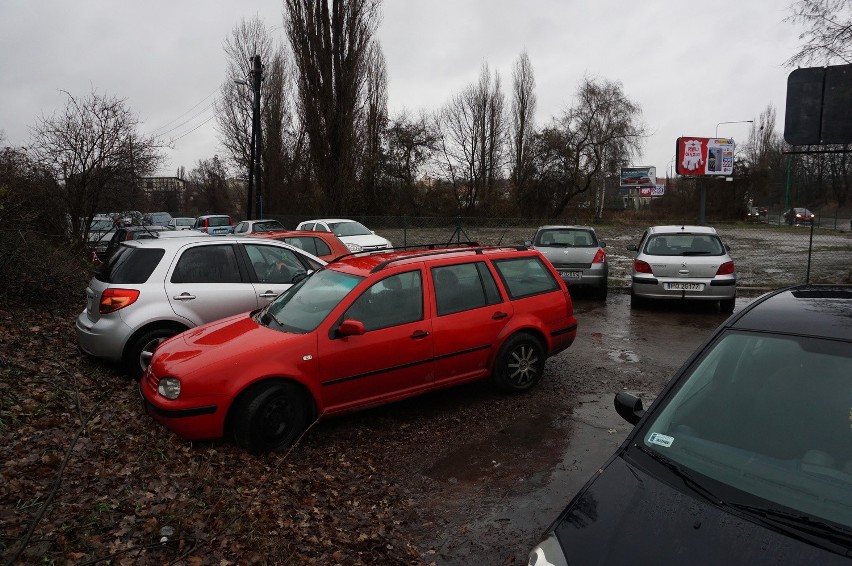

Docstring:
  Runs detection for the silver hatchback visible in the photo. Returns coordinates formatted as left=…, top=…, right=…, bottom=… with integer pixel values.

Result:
left=530, top=225, right=608, bottom=300
left=628, top=225, right=736, bottom=312
left=75, top=236, right=324, bottom=378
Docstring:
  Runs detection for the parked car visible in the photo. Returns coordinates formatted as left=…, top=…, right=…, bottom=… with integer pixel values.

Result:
left=76, top=236, right=325, bottom=379
left=143, top=212, right=173, bottom=227
left=745, top=206, right=768, bottom=223
left=233, top=219, right=286, bottom=235
left=783, top=207, right=816, bottom=226
left=295, top=218, right=392, bottom=252
left=528, top=225, right=608, bottom=300
left=528, top=284, right=852, bottom=566
left=140, top=245, right=578, bottom=454
left=194, top=214, right=235, bottom=235
left=168, top=217, right=196, bottom=231
left=250, top=230, right=351, bottom=262
left=86, top=216, right=117, bottom=247
left=627, top=225, right=736, bottom=312
left=93, top=225, right=171, bottom=262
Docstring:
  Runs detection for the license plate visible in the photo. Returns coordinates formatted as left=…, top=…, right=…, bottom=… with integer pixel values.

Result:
left=665, top=282, right=704, bottom=291
left=559, top=270, right=582, bottom=279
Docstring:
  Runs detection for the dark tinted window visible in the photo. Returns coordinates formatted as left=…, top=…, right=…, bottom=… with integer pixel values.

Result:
left=493, top=256, right=560, bottom=299
left=433, top=262, right=501, bottom=316
left=284, top=237, right=332, bottom=258
left=345, top=271, right=423, bottom=331
left=171, top=245, right=242, bottom=283
left=207, top=216, right=231, bottom=227
left=96, top=246, right=165, bottom=284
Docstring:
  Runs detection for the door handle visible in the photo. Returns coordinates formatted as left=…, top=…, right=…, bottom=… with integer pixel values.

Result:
left=411, top=330, right=430, bottom=339
left=492, top=312, right=508, bottom=320
left=173, top=293, right=196, bottom=301
left=259, top=291, right=278, bottom=298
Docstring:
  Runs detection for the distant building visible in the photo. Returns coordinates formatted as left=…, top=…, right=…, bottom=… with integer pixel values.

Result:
left=138, top=176, right=187, bottom=212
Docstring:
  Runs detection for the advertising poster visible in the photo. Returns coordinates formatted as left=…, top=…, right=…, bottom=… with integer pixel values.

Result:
left=676, top=137, right=735, bottom=176
left=620, top=166, right=657, bottom=187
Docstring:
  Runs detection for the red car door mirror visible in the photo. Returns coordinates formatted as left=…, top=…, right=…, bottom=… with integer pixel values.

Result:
left=337, top=319, right=366, bottom=337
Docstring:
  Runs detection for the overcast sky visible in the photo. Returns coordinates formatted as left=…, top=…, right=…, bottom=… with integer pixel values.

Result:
left=0, top=1, right=803, bottom=181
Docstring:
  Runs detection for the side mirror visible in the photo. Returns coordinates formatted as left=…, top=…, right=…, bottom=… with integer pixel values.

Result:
left=337, top=319, right=365, bottom=338
left=627, top=244, right=638, bottom=252
left=724, top=244, right=731, bottom=252
left=600, top=241, right=607, bottom=248
left=614, top=392, right=645, bottom=425
left=524, top=240, right=532, bottom=247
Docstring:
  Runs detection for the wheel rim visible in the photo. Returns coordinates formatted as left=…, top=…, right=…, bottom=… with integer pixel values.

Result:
left=139, top=337, right=168, bottom=371
left=258, top=395, right=294, bottom=442
left=507, top=344, right=540, bottom=387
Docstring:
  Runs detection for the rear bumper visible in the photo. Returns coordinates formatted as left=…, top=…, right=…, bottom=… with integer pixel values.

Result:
left=631, top=276, right=736, bottom=300
left=75, top=309, right=132, bottom=363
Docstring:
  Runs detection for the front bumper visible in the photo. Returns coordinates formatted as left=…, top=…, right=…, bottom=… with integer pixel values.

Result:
left=139, top=372, right=228, bottom=441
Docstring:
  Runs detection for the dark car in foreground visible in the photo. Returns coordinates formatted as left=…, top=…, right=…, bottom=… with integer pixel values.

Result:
left=141, top=245, right=578, bottom=454
left=528, top=285, right=852, bottom=565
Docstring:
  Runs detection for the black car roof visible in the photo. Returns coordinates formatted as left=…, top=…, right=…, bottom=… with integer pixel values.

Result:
left=730, top=285, right=852, bottom=341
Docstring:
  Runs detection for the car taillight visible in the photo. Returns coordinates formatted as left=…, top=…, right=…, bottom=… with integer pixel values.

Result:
left=634, top=259, right=653, bottom=274
left=203, top=218, right=209, bottom=228
left=716, top=261, right=735, bottom=275
left=592, top=248, right=606, bottom=264
left=99, top=289, right=140, bottom=314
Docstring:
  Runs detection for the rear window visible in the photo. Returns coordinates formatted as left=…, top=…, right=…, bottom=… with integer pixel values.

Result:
left=492, top=256, right=560, bottom=299
left=96, top=246, right=165, bottom=284
left=644, top=234, right=724, bottom=256
left=207, top=216, right=232, bottom=227
left=535, top=228, right=598, bottom=247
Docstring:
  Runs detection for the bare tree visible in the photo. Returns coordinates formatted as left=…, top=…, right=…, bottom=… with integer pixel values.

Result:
left=785, top=0, right=852, bottom=66
left=530, top=76, right=644, bottom=218
left=436, top=64, right=507, bottom=215
left=29, top=89, right=162, bottom=244
left=285, top=0, right=381, bottom=214
left=216, top=17, right=295, bottom=217
left=357, top=42, right=389, bottom=212
left=187, top=156, right=234, bottom=213
left=383, top=110, right=440, bottom=213
left=509, top=50, right=537, bottom=208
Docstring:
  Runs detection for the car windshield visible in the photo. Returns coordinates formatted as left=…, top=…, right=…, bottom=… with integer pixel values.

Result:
left=535, top=229, right=597, bottom=247
left=254, top=220, right=285, bottom=232
left=643, top=234, right=723, bottom=256
left=176, top=218, right=194, bottom=226
left=259, top=268, right=363, bottom=333
left=637, top=330, right=852, bottom=528
left=328, top=221, right=371, bottom=237
left=90, top=219, right=114, bottom=231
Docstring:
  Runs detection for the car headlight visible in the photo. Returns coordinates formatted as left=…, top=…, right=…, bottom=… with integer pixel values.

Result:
left=528, top=534, right=568, bottom=566
left=158, top=377, right=181, bottom=400
left=345, top=242, right=363, bottom=252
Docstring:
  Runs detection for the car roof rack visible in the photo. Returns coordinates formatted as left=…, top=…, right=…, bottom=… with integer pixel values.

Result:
left=365, top=243, right=530, bottom=273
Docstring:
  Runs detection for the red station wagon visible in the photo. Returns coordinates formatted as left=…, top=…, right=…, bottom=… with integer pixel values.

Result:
left=141, top=245, right=578, bottom=454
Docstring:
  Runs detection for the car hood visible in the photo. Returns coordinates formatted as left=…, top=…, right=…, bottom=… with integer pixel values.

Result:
left=337, top=233, right=390, bottom=247
left=551, top=455, right=849, bottom=564
left=151, top=312, right=311, bottom=378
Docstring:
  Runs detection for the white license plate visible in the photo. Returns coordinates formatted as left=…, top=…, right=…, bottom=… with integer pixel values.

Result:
left=665, top=282, right=704, bottom=291
left=560, top=270, right=582, bottom=279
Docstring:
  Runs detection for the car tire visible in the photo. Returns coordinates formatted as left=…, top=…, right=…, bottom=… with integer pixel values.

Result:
left=491, top=333, right=546, bottom=393
left=124, top=327, right=180, bottom=380
left=232, top=382, right=308, bottom=455
left=720, top=296, right=736, bottom=314
left=595, top=284, right=608, bottom=301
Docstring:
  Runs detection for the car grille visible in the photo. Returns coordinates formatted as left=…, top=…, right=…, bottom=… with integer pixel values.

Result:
left=361, top=244, right=389, bottom=251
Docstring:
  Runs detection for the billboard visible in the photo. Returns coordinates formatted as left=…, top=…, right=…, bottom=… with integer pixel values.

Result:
left=639, top=185, right=665, bottom=197
left=676, top=137, right=735, bottom=176
left=620, top=166, right=656, bottom=187
left=785, top=64, right=852, bottom=145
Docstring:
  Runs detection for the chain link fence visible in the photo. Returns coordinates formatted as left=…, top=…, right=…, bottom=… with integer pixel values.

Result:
left=272, top=214, right=852, bottom=290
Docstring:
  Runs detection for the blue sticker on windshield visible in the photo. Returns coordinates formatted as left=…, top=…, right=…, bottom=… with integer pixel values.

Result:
left=648, top=433, right=674, bottom=448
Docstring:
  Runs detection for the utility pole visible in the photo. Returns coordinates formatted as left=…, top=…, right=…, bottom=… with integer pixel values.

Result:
left=251, top=54, right=264, bottom=220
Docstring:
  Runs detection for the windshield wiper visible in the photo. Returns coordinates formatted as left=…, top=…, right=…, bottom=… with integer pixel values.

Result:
left=257, top=303, right=284, bottom=329
left=635, top=444, right=723, bottom=506
left=729, top=503, right=852, bottom=549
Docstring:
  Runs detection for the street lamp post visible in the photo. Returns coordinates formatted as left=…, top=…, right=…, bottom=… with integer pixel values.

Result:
left=715, top=120, right=753, bottom=138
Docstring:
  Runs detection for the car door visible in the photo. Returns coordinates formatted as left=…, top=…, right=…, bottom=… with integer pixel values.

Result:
left=164, top=243, right=258, bottom=325
left=240, top=242, right=318, bottom=305
left=318, top=269, right=434, bottom=412
left=429, top=261, right=512, bottom=385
